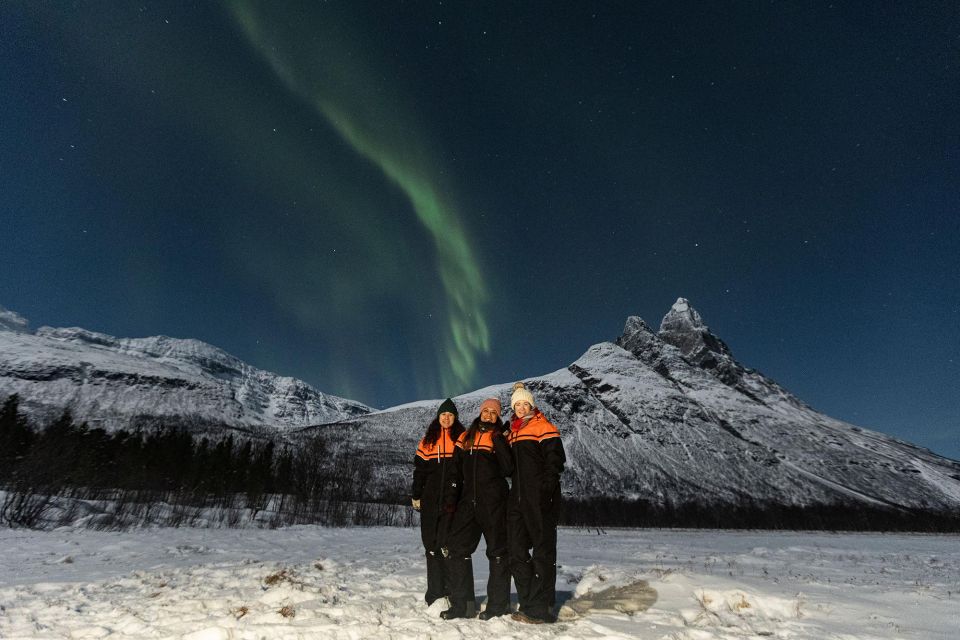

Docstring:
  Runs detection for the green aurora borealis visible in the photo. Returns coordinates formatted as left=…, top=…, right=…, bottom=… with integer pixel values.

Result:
left=228, top=1, right=489, bottom=395
left=2, top=1, right=959, bottom=458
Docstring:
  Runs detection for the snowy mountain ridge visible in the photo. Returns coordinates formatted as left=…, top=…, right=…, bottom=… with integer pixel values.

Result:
left=3, top=299, right=959, bottom=512
left=308, top=298, right=960, bottom=511
left=0, top=306, right=372, bottom=434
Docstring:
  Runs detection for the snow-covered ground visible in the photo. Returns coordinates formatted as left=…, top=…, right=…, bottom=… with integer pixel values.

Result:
left=0, top=526, right=956, bottom=639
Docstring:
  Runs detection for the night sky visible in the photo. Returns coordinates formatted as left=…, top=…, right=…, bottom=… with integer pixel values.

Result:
left=2, top=2, right=958, bottom=459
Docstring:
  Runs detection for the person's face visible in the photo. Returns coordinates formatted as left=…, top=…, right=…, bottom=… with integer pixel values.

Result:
left=439, top=412, right=455, bottom=428
left=479, top=407, right=499, bottom=423
left=514, top=401, right=532, bottom=418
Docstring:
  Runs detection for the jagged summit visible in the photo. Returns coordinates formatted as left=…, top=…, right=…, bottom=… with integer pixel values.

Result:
left=618, top=315, right=657, bottom=345
left=620, top=298, right=809, bottom=410
left=657, top=297, right=735, bottom=366
left=616, top=298, right=739, bottom=387
left=660, top=297, right=706, bottom=332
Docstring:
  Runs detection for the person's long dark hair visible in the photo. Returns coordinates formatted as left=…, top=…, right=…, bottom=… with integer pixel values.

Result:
left=423, top=416, right=465, bottom=446
left=461, top=415, right=504, bottom=451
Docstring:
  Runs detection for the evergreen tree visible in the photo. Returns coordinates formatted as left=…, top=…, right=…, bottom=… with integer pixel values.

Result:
left=0, top=394, right=34, bottom=479
left=192, top=436, right=211, bottom=493
left=245, top=441, right=274, bottom=513
left=234, top=440, right=252, bottom=492
left=11, top=409, right=79, bottom=492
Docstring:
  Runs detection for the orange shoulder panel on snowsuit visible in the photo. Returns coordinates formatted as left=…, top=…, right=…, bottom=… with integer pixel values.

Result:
left=456, top=429, right=497, bottom=453
left=507, top=412, right=560, bottom=445
left=415, top=428, right=458, bottom=461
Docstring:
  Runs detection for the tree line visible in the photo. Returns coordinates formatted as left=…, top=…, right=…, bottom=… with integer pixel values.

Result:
left=3, top=393, right=958, bottom=532
left=0, top=394, right=411, bottom=529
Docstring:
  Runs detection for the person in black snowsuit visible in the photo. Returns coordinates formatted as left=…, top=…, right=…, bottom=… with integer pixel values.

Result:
left=440, top=397, right=514, bottom=620
left=411, top=398, right=465, bottom=606
left=506, top=382, right=566, bottom=624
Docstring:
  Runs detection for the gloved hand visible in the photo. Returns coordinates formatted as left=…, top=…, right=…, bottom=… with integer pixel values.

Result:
left=411, top=498, right=421, bottom=511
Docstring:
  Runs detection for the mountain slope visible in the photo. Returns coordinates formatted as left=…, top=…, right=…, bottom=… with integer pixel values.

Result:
left=0, top=307, right=371, bottom=435
left=307, top=299, right=960, bottom=512
left=4, top=300, right=958, bottom=514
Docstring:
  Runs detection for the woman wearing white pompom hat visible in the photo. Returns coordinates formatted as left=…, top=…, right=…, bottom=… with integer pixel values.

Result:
left=505, top=382, right=566, bottom=624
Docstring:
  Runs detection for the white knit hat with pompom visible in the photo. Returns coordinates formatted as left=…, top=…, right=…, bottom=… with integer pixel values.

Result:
left=510, top=382, right=535, bottom=411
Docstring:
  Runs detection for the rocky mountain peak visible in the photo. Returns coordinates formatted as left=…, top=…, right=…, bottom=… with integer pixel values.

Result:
left=615, top=314, right=678, bottom=376
left=660, top=297, right=706, bottom=333
left=617, top=315, right=657, bottom=346
left=658, top=297, right=734, bottom=364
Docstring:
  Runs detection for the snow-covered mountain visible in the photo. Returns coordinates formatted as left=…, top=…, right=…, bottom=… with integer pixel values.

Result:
left=4, top=299, right=959, bottom=513
left=0, top=306, right=372, bottom=436
left=307, top=299, right=960, bottom=511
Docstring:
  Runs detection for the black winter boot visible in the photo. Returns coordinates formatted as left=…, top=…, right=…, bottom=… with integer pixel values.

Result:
left=440, top=603, right=468, bottom=620
left=478, top=608, right=507, bottom=620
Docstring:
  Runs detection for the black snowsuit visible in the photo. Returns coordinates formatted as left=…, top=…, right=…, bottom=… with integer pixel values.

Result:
left=443, top=418, right=514, bottom=615
left=412, top=425, right=460, bottom=604
left=506, top=410, right=566, bottom=619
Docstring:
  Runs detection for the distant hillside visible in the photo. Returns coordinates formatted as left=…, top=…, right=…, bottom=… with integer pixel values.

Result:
left=0, top=306, right=371, bottom=437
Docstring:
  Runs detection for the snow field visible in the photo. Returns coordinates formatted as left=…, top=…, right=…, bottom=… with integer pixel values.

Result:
left=0, top=526, right=956, bottom=639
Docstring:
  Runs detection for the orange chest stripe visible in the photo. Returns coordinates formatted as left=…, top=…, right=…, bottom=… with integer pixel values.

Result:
left=416, top=430, right=458, bottom=460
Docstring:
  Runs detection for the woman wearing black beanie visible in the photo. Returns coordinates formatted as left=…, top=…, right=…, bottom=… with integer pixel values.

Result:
left=411, top=397, right=465, bottom=606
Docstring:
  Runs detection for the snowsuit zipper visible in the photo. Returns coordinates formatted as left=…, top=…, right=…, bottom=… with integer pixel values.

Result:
left=472, top=431, right=479, bottom=506
left=513, top=423, right=524, bottom=503
left=437, top=430, right=446, bottom=515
